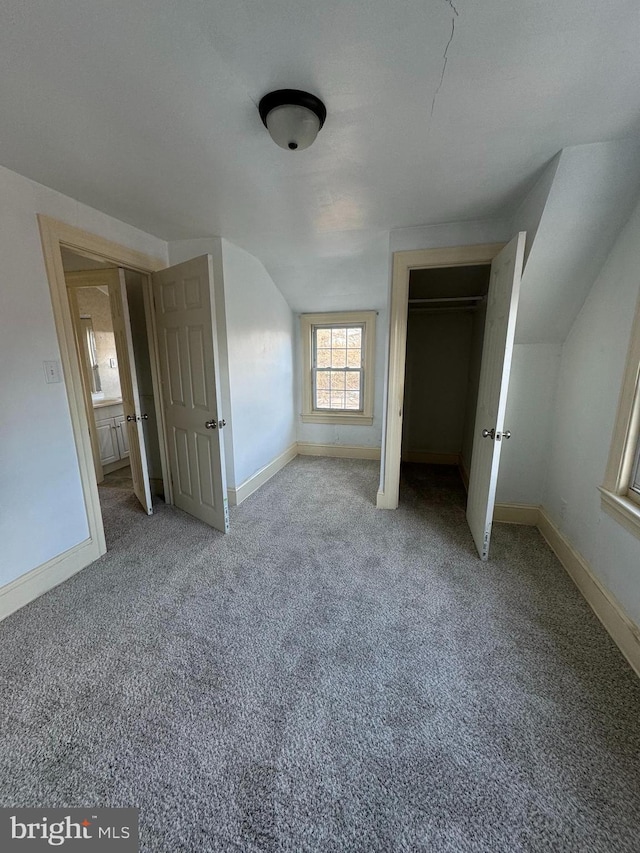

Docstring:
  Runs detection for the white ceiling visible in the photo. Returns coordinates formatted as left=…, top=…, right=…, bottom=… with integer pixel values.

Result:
left=2, top=0, right=640, bottom=308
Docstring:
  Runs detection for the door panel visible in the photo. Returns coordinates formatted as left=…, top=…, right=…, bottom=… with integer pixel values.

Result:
left=153, top=255, right=229, bottom=533
left=109, top=269, right=153, bottom=515
left=466, top=233, right=526, bottom=560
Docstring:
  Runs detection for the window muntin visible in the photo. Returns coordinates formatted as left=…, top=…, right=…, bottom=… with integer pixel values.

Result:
left=312, top=324, right=364, bottom=412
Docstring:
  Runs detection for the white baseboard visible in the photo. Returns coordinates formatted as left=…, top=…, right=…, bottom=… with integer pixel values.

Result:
left=493, top=503, right=540, bottom=525
left=0, top=537, right=102, bottom=622
left=537, top=507, right=640, bottom=679
left=376, top=488, right=397, bottom=509
left=297, top=443, right=381, bottom=460
left=227, top=443, right=298, bottom=507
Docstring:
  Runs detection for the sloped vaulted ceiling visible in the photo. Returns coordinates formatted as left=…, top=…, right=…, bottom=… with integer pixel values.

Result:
left=1, top=0, right=640, bottom=311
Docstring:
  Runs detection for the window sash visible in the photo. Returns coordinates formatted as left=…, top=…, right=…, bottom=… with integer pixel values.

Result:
left=311, top=324, right=365, bottom=412
left=312, top=367, right=364, bottom=411
left=629, top=435, right=640, bottom=503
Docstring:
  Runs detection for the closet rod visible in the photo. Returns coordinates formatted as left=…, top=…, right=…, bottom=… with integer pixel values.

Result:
left=408, top=295, right=484, bottom=304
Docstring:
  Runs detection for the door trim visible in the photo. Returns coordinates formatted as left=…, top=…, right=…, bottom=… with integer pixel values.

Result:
left=377, top=242, right=506, bottom=510
left=38, top=215, right=167, bottom=559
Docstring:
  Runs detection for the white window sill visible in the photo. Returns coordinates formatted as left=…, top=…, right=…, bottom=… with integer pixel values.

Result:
left=599, top=488, right=640, bottom=541
left=301, top=413, right=373, bottom=426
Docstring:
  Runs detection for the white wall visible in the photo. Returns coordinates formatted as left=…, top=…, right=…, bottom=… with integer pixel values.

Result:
left=543, top=195, right=640, bottom=625
left=220, top=239, right=296, bottom=486
left=0, top=165, right=167, bottom=588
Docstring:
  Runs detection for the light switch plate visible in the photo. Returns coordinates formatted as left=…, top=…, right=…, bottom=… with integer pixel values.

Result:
left=43, top=360, right=62, bottom=384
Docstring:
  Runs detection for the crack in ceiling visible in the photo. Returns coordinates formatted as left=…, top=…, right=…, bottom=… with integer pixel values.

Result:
left=430, top=1, right=459, bottom=118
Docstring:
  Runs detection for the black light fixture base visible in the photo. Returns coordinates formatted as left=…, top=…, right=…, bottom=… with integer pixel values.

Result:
left=258, top=89, right=327, bottom=130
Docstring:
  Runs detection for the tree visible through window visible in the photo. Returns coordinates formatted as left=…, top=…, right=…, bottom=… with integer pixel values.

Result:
left=313, top=325, right=364, bottom=411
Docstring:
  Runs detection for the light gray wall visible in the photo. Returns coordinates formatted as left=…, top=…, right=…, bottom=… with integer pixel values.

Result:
left=495, top=343, right=561, bottom=505
left=516, top=138, right=640, bottom=344
left=543, top=194, right=640, bottom=625
left=168, top=237, right=297, bottom=490
left=0, top=164, right=168, bottom=588
left=220, top=239, right=296, bottom=486
left=402, top=310, right=474, bottom=456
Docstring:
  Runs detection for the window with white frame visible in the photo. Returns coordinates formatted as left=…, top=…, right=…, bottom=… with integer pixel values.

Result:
left=631, top=436, right=640, bottom=503
left=301, top=311, right=376, bottom=425
left=601, top=289, right=640, bottom=535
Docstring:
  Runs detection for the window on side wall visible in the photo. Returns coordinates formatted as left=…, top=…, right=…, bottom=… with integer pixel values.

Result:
left=601, top=288, right=640, bottom=537
left=301, top=311, right=376, bottom=425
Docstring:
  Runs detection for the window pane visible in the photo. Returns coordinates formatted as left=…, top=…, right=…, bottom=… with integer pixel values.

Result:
left=331, top=327, right=347, bottom=347
left=316, top=328, right=331, bottom=347
left=346, top=348, right=361, bottom=367
left=331, top=348, right=347, bottom=368
left=631, top=436, right=640, bottom=494
left=330, top=371, right=346, bottom=390
left=347, top=328, right=362, bottom=349
left=331, top=392, right=346, bottom=408
left=316, top=348, right=331, bottom=368
left=316, top=371, right=330, bottom=390
left=316, top=389, right=331, bottom=408
left=345, top=391, right=361, bottom=410
left=346, top=372, right=360, bottom=390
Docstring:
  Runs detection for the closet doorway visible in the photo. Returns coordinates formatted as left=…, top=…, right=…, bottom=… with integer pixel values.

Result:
left=401, top=265, right=490, bottom=489
left=379, top=236, right=526, bottom=560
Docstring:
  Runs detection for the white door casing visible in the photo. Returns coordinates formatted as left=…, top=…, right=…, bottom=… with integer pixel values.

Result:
left=109, top=268, right=154, bottom=515
left=152, top=255, right=230, bottom=533
left=466, top=232, right=526, bottom=560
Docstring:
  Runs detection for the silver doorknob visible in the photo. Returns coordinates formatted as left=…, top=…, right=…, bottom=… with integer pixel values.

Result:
left=218, top=419, right=226, bottom=428
left=502, top=430, right=511, bottom=440
left=126, top=414, right=136, bottom=422
left=205, top=419, right=217, bottom=429
left=482, top=428, right=495, bottom=439
left=140, top=413, right=148, bottom=420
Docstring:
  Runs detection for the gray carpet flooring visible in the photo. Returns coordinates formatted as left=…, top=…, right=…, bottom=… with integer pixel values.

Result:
left=1, top=458, right=639, bottom=852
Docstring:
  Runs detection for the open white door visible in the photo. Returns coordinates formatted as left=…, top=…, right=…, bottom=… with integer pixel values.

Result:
left=466, top=232, right=526, bottom=560
left=109, top=268, right=154, bottom=516
left=152, top=255, right=230, bottom=533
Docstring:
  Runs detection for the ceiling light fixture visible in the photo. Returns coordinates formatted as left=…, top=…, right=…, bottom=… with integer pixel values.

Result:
left=258, top=89, right=326, bottom=151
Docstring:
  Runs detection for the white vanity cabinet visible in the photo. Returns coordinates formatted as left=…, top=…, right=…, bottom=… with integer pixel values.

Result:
left=94, top=401, right=130, bottom=467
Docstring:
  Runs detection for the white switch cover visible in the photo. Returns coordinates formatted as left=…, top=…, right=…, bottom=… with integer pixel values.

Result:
left=43, top=360, right=62, bottom=384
